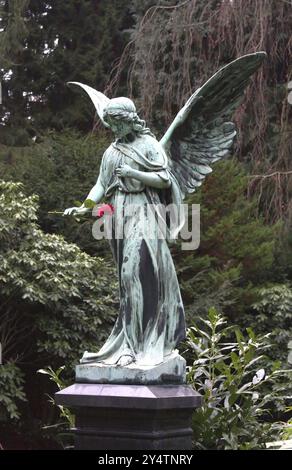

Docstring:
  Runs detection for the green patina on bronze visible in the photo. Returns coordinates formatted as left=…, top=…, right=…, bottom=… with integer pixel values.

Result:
left=64, top=52, right=267, bottom=369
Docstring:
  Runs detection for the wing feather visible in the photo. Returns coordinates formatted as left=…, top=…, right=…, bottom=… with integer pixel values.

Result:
left=160, top=52, right=267, bottom=197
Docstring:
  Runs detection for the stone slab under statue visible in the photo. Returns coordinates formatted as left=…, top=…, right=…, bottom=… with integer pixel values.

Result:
left=76, top=350, right=186, bottom=385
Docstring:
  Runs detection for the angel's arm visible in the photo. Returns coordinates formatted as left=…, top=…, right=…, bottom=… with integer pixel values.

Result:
left=63, top=175, right=105, bottom=216
left=131, top=169, right=171, bottom=189
left=84, top=175, right=105, bottom=204
left=115, top=165, right=171, bottom=189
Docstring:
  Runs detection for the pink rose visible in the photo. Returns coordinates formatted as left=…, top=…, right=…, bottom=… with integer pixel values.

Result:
left=95, top=203, right=114, bottom=218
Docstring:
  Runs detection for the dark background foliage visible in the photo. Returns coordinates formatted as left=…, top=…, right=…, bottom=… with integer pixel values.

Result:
left=0, top=0, right=291, bottom=449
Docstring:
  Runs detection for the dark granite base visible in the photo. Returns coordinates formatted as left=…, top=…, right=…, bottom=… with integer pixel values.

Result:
left=55, top=383, right=202, bottom=450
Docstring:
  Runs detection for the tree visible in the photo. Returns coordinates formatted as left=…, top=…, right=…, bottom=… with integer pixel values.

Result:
left=0, top=180, right=118, bottom=422
left=110, top=0, right=292, bottom=225
left=0, top=0, right=133, bottom=145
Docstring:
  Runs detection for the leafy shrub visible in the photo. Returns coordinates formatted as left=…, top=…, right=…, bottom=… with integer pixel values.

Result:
left=0, top=130, right=111, bottom=255
left=38, top=366, right=73, bottom=423
left=0, top=180, right=118, bottom=422
left=0, top=363, right=26, bottom=421
left=186, top=307, right=291, bottom=450
left=251, top=285, right=292, bottom=362
left=281, top=406, right=292, bottom=440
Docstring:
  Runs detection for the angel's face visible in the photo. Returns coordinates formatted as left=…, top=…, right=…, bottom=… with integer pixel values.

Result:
left=107, top=116, right=133, bottom=139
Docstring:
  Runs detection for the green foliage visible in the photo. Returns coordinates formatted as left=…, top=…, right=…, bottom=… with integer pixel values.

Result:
left=0, top=0, right=291, bottom=449
left=0, top=130, right=111, bottom=255
left=281, top=406, right=292, bottom=440
left=84, top=199, right=97, bottom=209
left=0, top=362, right=26, bottom=421
left=38, top=366, right=73, bottom=427
left=0, top=179, right=118, bottom=363
left=250, top=285, right=292, bottom=362
left=0, top=180, right=118, bottom=419
left=173, top=159, right=278, bottom=321
left=0, top=0, right=29, bottom=67
left=186, top=308, right=290, bottom=450
left=37, top=366, right=74, bottom=449
left=0, top=1, right=133, bottom=144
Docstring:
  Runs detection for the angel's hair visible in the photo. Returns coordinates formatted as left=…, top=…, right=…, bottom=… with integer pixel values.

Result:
left=103, top=97, right=155, bottom=137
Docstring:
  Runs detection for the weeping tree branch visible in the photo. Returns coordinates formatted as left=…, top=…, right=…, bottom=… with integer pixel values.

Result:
left=106, top=0, right=292, bottom=223
left=249, top=171, right=292, bottom=179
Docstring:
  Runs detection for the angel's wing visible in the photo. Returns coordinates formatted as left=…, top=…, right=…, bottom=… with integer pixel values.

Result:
left=67, top=82, right=110, bottom=128
left=160, top=52, right=267, bottom=198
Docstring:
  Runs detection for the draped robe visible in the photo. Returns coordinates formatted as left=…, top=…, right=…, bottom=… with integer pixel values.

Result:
left=81, top=133, right=186, bottom=366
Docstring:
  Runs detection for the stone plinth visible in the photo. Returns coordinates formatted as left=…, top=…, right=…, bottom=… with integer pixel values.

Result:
left=55, top=383, right=202, bottom=450
left=76, top=352, right=186, bottom=385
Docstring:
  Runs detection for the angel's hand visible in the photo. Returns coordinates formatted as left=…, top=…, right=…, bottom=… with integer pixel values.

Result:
left=114, top=163, right=134, bottom=178
left=63, top=206, right=90, bottom=216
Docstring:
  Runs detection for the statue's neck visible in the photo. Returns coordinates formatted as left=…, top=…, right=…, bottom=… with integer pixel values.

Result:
left=116, top=132, right=137, bottom=144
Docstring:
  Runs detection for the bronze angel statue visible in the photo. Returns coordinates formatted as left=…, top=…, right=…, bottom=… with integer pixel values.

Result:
left=64, top=52, right=266, bottom=368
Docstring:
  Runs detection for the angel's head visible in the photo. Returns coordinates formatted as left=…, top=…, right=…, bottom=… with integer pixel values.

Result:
left=103, top=97, right=152, bottom=140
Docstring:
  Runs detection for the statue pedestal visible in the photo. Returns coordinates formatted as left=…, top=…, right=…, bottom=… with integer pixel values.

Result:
left=55, top=383, right=202, bottom=450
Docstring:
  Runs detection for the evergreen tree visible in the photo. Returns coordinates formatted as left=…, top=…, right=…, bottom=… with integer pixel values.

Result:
left=172, top=159, right=278, bottom=321
left=0, top=0, right=133, bottom=145
left=0, top=180, right=118, bottom=422
left=0, top=130, right=111, bottom=255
